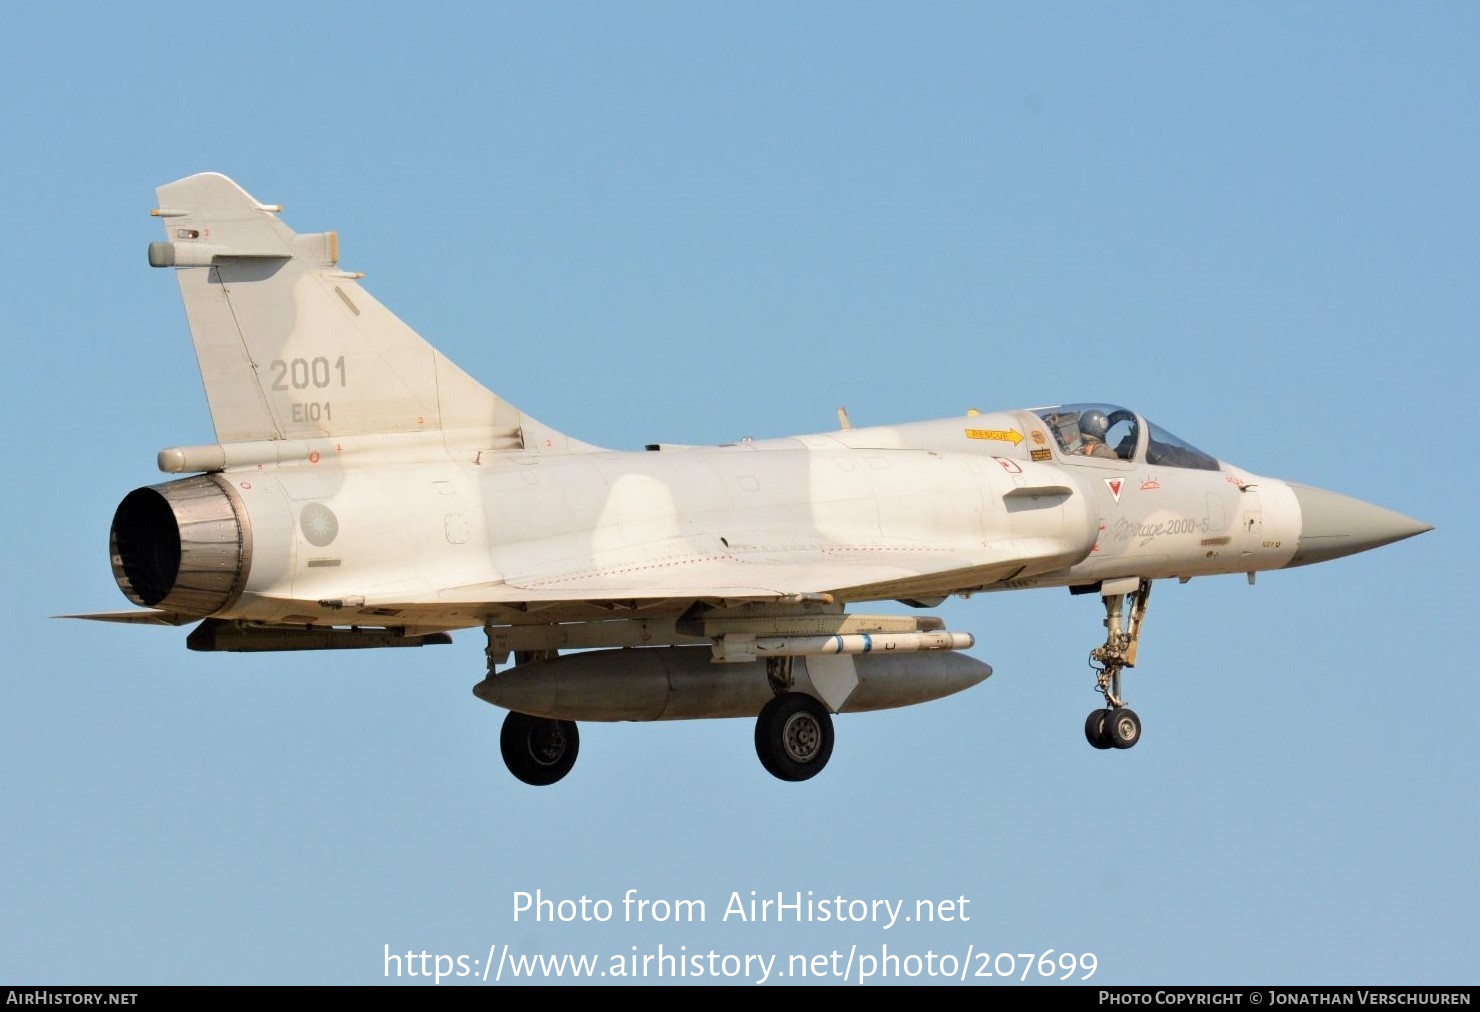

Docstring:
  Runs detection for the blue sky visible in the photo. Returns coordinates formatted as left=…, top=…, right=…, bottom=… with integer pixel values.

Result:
left=2, top=2, right=1474, bottom=985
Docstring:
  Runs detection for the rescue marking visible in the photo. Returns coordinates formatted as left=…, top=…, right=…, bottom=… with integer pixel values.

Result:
left=965, top=428, right=1023, bottom=445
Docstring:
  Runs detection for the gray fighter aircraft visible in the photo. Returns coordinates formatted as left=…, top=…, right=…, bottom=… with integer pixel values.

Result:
left=70, top=173, right=1432, bottom=785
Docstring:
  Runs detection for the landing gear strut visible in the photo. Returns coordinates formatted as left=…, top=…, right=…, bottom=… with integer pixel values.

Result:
left=754, top=657, right=835, bottom=781
left=1084, top=578, right=1151, bottom=750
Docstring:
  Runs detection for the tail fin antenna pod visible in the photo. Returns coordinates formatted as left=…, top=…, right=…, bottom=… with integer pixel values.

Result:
left=149, top=172, right=594, bottom=453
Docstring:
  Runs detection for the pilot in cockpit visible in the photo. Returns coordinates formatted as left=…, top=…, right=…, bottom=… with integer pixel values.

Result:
left=1076, top=409, right=1119, bottom=460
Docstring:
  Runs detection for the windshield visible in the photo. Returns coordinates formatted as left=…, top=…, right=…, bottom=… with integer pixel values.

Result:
left=1033, top=403, right=1220, bottom=470
left=1144, top=420, right=1220, bottom=470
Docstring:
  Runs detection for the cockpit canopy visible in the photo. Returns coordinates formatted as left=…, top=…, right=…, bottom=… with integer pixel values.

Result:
left=1033, top=403, right=1220, bottom=471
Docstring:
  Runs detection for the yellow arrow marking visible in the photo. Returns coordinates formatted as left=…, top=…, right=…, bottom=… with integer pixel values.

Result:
left=965, top=428, right=1024, bottom=445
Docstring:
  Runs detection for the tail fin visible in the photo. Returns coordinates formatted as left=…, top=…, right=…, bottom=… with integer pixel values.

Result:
left=149, top=172, right=594, bottom=453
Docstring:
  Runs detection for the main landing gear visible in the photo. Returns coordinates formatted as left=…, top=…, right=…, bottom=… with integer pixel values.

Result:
left=497, top=648, right=579, bottom=786
left=501, top=711, right=580, bottom=786
left=1083, top=578, right=1151, bottom=751
left=754, top=657, right=834, bottom=781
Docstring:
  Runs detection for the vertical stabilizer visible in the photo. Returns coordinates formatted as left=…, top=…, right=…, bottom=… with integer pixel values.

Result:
left=149, top=172, right=594, bottom=453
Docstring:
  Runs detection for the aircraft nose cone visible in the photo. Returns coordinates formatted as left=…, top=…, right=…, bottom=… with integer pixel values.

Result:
left=1286, top=484, right=1433, bottom=568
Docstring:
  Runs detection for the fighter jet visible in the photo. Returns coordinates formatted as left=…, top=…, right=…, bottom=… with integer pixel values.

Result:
left=69, top=172, right=1432, bottom=785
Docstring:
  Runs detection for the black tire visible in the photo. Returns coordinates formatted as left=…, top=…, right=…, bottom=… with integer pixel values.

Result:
left=1084, top=708, right=1113, bottom=750
left=500, top=711, right=579, bottom=786
left=1106, top=707, right=1142, bottom=750
left=754, top=693, right=834, bottom=782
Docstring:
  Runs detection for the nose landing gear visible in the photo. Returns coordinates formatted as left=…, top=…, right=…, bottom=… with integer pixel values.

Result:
left=1083, top=578, right=1150, bottom=750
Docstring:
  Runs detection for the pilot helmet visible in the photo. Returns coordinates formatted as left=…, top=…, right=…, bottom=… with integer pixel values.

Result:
left=1079, top=408, right=1109, bottom=440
